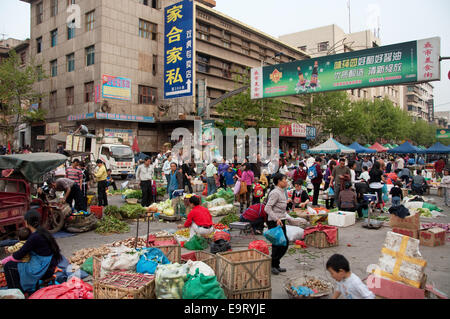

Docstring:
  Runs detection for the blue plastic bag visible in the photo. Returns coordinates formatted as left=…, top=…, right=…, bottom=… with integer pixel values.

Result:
left=136, top=247, right=171, bottom=275
left=328, top=187, right=335, bottom=196
left=263, top=225, right=287, bottom=246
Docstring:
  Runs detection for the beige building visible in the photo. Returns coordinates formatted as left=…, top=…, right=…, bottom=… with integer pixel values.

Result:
left=404, top=82, right=435, bottom=123
left=20, top=0, right=310, bottom=153
left=279, top=24, right=404, bottom=108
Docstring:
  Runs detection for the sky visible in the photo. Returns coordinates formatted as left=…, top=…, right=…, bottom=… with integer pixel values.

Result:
left=1, top=0, right=449, bottom=111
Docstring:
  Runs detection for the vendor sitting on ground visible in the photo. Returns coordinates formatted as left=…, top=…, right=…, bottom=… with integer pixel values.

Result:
left=409, top=169, right=428, bottom=195
left=2, top=210, right=62, bottom=293
left=287, top=180, right=310, bottom=210
left=48, top=177, right=87, bottom=212
left=240, top=203, right=267, bottom=235
left=106, top=169, right=118, bottom=191
left=178, top=195, right=214, bottom=239
left=338, top=182, right=358, bottom=212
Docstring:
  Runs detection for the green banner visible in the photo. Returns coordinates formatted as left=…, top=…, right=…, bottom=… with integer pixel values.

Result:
left=251, top=37, right=440, bottom=99
left=437, top=129, right=450, bottom=139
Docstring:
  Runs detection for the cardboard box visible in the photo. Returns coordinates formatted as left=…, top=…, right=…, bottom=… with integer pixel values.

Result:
left=420, top=227, right=446, bottom=247
left=392, top=227, right=419, bottom=239
left=389, top=212, right=420, bottom=230
left=367, top=274, right=425, bottom=299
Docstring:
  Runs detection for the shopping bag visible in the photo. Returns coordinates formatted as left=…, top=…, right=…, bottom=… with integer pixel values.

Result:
left=182, top=268, right=226, bottom=299
left=263, top=225, right=287, bottom=246
left=328, top=187, right=335, bottom=196
left=184, top=235, right=209, bottom=251
left=233, top=181, right=241, bottom=195
left=239, top=181, right=247, bottom=195
left=136, top=247, right=171, bottom=275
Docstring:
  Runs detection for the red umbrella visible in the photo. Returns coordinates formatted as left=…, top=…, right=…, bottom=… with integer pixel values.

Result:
left=132, top=136, right=140, bottom=153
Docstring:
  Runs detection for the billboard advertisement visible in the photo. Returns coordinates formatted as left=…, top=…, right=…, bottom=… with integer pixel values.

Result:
left=251, top=37, right=440, bottom=99
left=436, top=129, right=450, bottom=139
left=164, top=0, right=194, bottom=99
left=102, top=75, right=132, bottom=101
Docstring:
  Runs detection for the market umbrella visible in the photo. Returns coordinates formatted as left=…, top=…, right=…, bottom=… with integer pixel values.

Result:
left=132, top=136, right=140, bottom=153
left=387, top=142, right=424, bottom=154
left=425, top=142, right=450, bottom=154
left=307, top=138, right=355, bottom=154
left=369, top=142, right=388, bottom=153
left=348, top=142, right=376, bottom=154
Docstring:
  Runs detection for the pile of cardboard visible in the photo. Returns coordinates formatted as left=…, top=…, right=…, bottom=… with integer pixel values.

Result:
left=420, top=227, right=446, bottom=247
left=389, top=211, right=420, bottom=239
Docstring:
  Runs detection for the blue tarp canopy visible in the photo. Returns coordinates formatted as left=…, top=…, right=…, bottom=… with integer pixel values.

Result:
left=307, top=138, right=356, bottom=154
left=387, top=142, right=424, bottom=154
left=425, top=142, right=450, bottom=154
left=348, top=142, right=377, bottom=154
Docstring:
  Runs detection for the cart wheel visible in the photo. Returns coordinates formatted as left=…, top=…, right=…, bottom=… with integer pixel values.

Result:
left=45, top=208, right=65, bottom=234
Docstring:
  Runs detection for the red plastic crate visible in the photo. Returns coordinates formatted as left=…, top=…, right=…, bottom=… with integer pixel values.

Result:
left=90, top=206, right=103, bottom=219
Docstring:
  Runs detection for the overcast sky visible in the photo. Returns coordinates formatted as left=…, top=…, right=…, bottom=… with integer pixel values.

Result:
left=1, top=0, right=449, bottom=111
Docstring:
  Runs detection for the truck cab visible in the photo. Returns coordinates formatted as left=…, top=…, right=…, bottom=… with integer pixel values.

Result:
left=97, top=144, right=135, bottom=179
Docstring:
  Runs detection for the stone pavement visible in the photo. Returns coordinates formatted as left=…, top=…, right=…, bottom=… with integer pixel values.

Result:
left=56, top=194, right=450, bottom=299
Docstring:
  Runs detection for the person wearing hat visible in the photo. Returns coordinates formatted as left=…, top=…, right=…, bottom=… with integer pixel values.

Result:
left=94, top=159, right=108, bottom=206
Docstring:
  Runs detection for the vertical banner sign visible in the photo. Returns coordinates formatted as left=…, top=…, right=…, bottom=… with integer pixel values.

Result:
left=164, top=0, right=194, bottom=99
left=251, top=37, right=441, bottom=99
left=95, top=84, right=101, bottom=103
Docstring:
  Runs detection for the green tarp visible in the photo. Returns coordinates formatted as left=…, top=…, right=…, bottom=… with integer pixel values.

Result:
left=0, top=153, right=67, bottom=183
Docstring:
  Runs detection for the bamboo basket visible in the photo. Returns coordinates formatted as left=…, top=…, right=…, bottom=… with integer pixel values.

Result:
left=304, top=229, right=339, bottom=248
left=149, top=235, right=181, bottom=264
left=94, top=272, right=155, bottom=299
left=216, top=249, right=271, bottom=292
left=223, top=287, right=272, bottom=299
left=181, top=251, right=217, bottom=274
left=284, top=276, right=333, bottom=299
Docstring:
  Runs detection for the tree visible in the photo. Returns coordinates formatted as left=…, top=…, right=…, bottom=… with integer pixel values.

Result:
left=0, top=50, right=45, bottom=141
left=215, top=70, right=287, bottom=130
left=408, top=119, right=437, bottom=146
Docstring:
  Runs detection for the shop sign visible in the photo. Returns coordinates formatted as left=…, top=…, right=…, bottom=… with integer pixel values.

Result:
left=280, top=123, right=307, bottom=137
left=102, top=75, right=132, bottom=101
left=45, top=122, right=60, bottom=135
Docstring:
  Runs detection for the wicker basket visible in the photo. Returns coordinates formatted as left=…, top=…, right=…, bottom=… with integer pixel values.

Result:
left=223, top=287, right=272, bottom=299
left=216, top=249, right=271, bottom=292
left=284, top=276, right=333, bottom=299
left=149, top=235, right=181, bottom=264
left=181, top=251, right=217, bottom=274
left=304, top=228, right=339, bottom=248
left=94, top=272, right=155, bottom=299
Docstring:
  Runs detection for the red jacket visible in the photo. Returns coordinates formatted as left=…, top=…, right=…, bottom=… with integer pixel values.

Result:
left=293, top=168, right=307, bottom=182
left=184, top=205, right=213, bottom=228
left=435, top=160, right=445, bottom=173
left=311, top=163, right=323, bottom=184
left=242, top=204, right=267, bottom=221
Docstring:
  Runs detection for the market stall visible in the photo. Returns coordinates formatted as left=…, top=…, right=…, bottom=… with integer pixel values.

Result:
left=307, top=138, right=355, bottom=154
left=369, top=142, right=388, bottom=153
left=348, top=142, right=376, bottom=154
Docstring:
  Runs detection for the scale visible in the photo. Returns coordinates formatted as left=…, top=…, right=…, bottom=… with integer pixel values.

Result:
left=362, top=193, right=383, bottom=229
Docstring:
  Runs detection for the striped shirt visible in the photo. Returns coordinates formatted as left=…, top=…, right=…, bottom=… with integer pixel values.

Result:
left=65, top=167, right=82, bottom=187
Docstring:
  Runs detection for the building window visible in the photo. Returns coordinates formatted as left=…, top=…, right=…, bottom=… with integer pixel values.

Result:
left=50, top=91, right=57, bottom=109
left=36, top=2, right=43, bottom=25
left=50, top=29, right=58, bottom=47
left=242, top=40, right=250, bottom=55
left=85, top=45, right=95, bottom=66
left=222, top=62, right=231, bottom=79
left=139, top=0, right=159, bottom=8
left=67, top=0, right=76, bottom=5
left=85, top=81, right=94, bottom=102
left=36, top=37, right=42, bottom=54
left=139, top=19, right=157, bottom=40
left=67, top=53, right=75, bottom=72
left=318, top=41, right=329, bottom=52
left=51, top=0, right=58, bottom=17
left=152, top=54, right=158, bottom=76
left=50, top=59, right=57, bottom=77
left=299, top=45, right=307, bottom=52
left=86, top=10, right=95, bottom=31
left=67, top=20, right=75, bottom=40
left=197, top=54, right=209, bottom=73
left=139, top=85, right=157, bottom=104
left=198, top=23, right=210, bottom=41
left=66, top=87, right=74, bottom=106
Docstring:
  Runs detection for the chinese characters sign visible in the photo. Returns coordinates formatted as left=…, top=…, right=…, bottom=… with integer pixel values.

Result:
left=164, top=0, right=194, bottom=99
left=102, top=75, right=132, bottom=101
left=279, top=123, right=307, bottom=137
left=251, top=37, right=440, bottom=99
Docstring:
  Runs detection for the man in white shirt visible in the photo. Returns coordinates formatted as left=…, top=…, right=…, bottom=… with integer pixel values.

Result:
left=206, top=160, right=218, bottom=196
left=361, top=157, right=373, bottom=171
left=162, top=155, right=173, bottom=190
left=135, top=157, right=154, bottom=207
left=396, top=156, right=405, bottom=170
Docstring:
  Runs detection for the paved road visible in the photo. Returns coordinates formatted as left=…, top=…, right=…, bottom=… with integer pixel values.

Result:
left=56, top=193, right=450, bottom=299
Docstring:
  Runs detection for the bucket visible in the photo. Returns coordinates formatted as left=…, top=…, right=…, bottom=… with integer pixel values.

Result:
left=87, top=195, right=94, bottom=205
left=90, top=205, right=103, bottom=219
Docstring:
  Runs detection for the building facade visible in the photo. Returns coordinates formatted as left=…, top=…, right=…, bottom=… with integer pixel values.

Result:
left=279, top=24, right=404, bottom=108
left=404, top=82, right=434, bottom=123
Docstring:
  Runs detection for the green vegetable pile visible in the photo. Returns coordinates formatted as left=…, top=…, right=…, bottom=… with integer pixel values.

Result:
left=417, top=208, right=433, bottom=218
left=95, top=215, right=130, bottom=234
left=123, top=189, right=143, bottom=199
left=108, top=189, right=125, bottom=195
left=103, top=205, right=123, bottom=220
left=120, top=204, right=147, bottom=219
left=219, top=213, right=240, bottom=226
left=157, top=187, right=166, bottom=197
left=206, top=188, right=235, bottom=204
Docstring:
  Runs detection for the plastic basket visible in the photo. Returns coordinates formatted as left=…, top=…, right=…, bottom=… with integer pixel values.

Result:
left=89, top=206, right=103, bottom=219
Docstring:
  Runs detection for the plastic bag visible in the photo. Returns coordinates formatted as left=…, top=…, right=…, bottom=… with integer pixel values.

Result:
left=0, top=289, right=25, bottom=299
left=423, top=202, right=442, bottom=212
left=155, top=263, right=189, bottom=299
left=213, top=231, right=231, bottom=242
left=234, top=181, right=241, bottom=195
left=182, top=268, right=226, bottom=299
left=136, top=247, right=171, bottom=275
left=101, top=246, right=140, bottom=276
left=29, top=277, right=93, bottom=299
left=184, top=235, right=209, bottom=251
left=286, top=225, right=305, bottom=242
left=80, top=257, right=93, bottom=275
left=263, top=226, right=287, bottom=246
left=248, top=240, right=270, bottom=255
left=207, top=198, right=227, bottom=208
left=186, top=260, right=215, bottom=277
left=328, top=187, right=335, bottom=196
left=210, top=239, right=231, bottom=254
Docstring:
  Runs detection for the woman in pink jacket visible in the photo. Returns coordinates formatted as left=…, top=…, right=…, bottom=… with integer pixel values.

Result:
left=238, top=163, right=254, bottom=210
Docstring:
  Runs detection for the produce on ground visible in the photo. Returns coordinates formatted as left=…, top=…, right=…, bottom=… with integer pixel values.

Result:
left=218, top=213, right=240, bottom=226
left=213, top=223, right=229, bottom=231
left=156, top=199, right=175, bottom=216
left=205, top=188, right=235, bottom=204
left=108, top=189, right=125, bottom=195
left=123, top=189, right=143, bottom=199
left=303, top=278, right=330, bottom=293
left=69, top=246, right=111, bottom=266
left=95, top=215, right=130, bottom=234
left=120, top=204, right=147, bottom=219
left=103, top=205, right=123, bottom=220
left=110, top=237, right=148, bottom=249
left=175, top=228, right=190, bottom=238
left=209, top=204, right=236, bottom=217
left=157, top=187, right=166, bottom=197
left=416, top=208, right=433, bottom=218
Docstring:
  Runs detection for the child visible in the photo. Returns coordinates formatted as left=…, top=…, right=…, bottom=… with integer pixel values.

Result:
left=389, top=181, right=403, bottom=207
left=260, top=170, right=269, bottom=188
left=359, top=166, right=370, bottom=183
left=252, top=177, right=265, bottom=205
left=106, top=169, right=118, bottom=191
left=0, top=228, right=31, bottom=267
left=223, top=166, right=237, bottom=189
left=326, top=254, right=375, bottom=299
left=200, top=170, right=207, bottom=196
left=287, top=180, right=309, bottom=210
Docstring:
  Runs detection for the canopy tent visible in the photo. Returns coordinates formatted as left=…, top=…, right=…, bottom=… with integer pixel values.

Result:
left=370, top=142, right=388, bottom=153
left=383, top=144, right=395, bottom=149
left=307, top=138, right=356, bottom=154
left=392, top=144, right=399, bottom=148
left=348, top=142, right=376, bottom=154
left=387, top=142, right=424, bottom=154
left=418, top=145, right=427, bottom=150
left=425, top=142, right=450, bottom=154
left=364, top=144, right=371, bottom=148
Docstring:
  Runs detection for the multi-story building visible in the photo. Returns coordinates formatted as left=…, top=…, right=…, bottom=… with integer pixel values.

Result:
left=404, top=82, right=434, bottom=122
left=279, top=24, right=404, bottom=108
left=20, top=0, right=310, bottom=154
left=434, top=111, right=450, bottom=129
